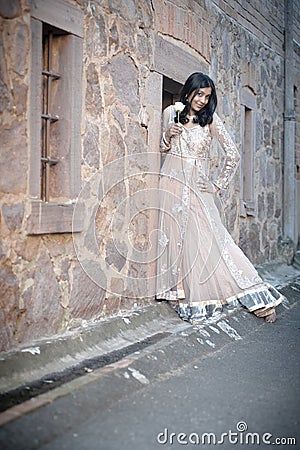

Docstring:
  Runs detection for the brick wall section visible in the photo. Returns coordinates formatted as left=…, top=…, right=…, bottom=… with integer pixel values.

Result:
left=294, top=0, right=300, bottom=44
left=212, top=0, right=284, bottom=57
left=153, top=0, right=211, bottom=62
left=295, top=1, right=300, bottom=182
left=294, top=0, right=300, bottom=242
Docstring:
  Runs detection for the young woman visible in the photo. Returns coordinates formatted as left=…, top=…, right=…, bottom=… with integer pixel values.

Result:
left=156, top=72, right=284, bottom=324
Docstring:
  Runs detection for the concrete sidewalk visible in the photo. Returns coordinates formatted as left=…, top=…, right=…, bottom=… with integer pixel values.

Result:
left=0, top=261, right=299, bottom=398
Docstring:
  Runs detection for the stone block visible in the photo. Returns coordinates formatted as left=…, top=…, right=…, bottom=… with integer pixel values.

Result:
left=269, top=241, right=278, bottom=260
left=248, top=222, right=261, bottom=259
left=263, top=119, right=271, bottom=145
left=255, top=113, right=263, bottom=147
left=4, top=21, right=29, bottom=76
left=109, top=22, right=119, bottom=53
left=93, top=12, right=107, bottom=56
left=274, top=208, right=281, bottom=219
left=70, top=261, right=107, bottom=319
left=110, top=104, right=126, bottom=132
left=225, top=197, right=238, bottom=233
left=0, top=0, right=21, bottom=18
left=0, top=121, right=27, bottom=194
left=0, top=39, right=12, bottom=113
left=222, top=29, right=231, bottom=71
left=239, top=221, right=261, bottom=261
left=85, top=62, right=102, bottom=116
left=45, top=235, right=74, bottom=259
left=110, top=277, right=124, bottom=294
left=259, top=154, right=266, bottom=188
left=137, top=30, right=153, bottom=64
left=136, top=0, right=153, bottom=28
left=257, top=192, right=265, bottom=221
left=267, top=192, right=274, bottom=219
left=12, top=81, right=28, bottom=116
left=102, top=124, right=125, bottom=165
left=2, top=202, right=24, bottom=231
left=114, top=19, right=135, bottom=52
left=268, top=220, right=277, bottom=242
left=109, top=55, right=139, bottom=114
left=0, top=263, right=19, bottom=351
left=103, top=294, right=121, bottom=315
left=105, top=238, right=127, bottom=272
left=125, top=121, right=147, bottom=155
left=14, top=236, right=41, bottom=262
left=14, top=250, right=63, bottom=345
left=85, top=14, right=107, bottom=58
left=261, top=220, right=268, bottom=247
left=222, top=94, right=231, bottom=116
left=108, top=0, right=137, bottom=22
left=147, top=107, right=163, bottom=152
left=83, top=121, right=100, bottom=168
left=266, top=161, right=275, bottom=188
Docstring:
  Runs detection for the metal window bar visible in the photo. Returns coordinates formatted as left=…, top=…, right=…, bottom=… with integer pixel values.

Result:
left=41, top=30, right=61, bottom=202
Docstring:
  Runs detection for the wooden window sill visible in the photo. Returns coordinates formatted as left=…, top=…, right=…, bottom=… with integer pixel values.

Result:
left=27, top=200, right=84, bottom=235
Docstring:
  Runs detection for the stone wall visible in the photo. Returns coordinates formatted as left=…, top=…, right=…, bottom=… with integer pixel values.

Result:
left=209, top=0, right=285, bottom=263
left=0, top=0, right=161, bottom=352
left=0, top=0, right=294, bottom=351
left=294, top=1, right=300, bottom=244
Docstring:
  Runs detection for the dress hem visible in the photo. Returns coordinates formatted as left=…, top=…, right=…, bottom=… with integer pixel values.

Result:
left=156, top=282, right=284, bottom=322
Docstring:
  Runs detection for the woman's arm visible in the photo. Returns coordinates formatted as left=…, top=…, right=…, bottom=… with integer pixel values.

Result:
left=209, top=113, right=240, bottom=190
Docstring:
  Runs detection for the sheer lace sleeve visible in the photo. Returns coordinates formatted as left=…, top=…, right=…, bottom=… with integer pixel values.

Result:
left=160, top=105, right=175, bottom=153
left=209, top=113, right=240, bottom=190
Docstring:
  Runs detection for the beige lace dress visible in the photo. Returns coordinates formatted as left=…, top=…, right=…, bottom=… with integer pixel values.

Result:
left=156, top=105, right=284, bottom=324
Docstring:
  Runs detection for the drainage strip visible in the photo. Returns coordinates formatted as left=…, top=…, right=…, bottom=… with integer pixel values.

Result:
left=0, top=331, right=171, bottom=413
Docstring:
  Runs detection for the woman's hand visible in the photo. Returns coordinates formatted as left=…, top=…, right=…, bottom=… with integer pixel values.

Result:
left=196, top=175, right=219, bottom=194
left=165, top=123, right=183, bottom=142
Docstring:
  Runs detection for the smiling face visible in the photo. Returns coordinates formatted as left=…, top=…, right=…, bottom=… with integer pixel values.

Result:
left=188, top=87, right=212, bottom=115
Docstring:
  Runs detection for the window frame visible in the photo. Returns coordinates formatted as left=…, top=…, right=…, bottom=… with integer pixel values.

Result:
left=240, top=88, right=256, bottom=217
left=27, top=0, right=83, bottom=234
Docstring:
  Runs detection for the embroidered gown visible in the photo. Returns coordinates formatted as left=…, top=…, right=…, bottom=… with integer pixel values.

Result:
left=156, top=105, right=284, bottom=324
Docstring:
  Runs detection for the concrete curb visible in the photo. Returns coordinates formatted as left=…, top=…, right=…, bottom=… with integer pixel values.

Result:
left=0, top=302, right=189, bottom=393
left=0, top=263, right=299, bottom=395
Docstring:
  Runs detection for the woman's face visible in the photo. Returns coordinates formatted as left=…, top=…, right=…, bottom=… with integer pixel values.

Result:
left=188, top=87, right=212, bottom=113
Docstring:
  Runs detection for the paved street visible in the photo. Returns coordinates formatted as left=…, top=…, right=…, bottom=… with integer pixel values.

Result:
left=0, top=291, right=299, bottom=450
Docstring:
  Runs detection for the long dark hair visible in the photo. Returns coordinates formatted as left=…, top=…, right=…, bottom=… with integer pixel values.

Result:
left=175, top=72, right=217, bottom=127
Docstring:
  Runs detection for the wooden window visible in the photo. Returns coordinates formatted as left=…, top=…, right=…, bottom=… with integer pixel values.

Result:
left=41, top=24, right=62, bottom=202
left=27, top=0, right=83, bottom=234
left=240, top=89, right=256, bottom=217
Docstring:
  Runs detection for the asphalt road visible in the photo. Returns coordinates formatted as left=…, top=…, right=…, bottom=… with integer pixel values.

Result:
left=0, top=297, right=299, bottom=450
